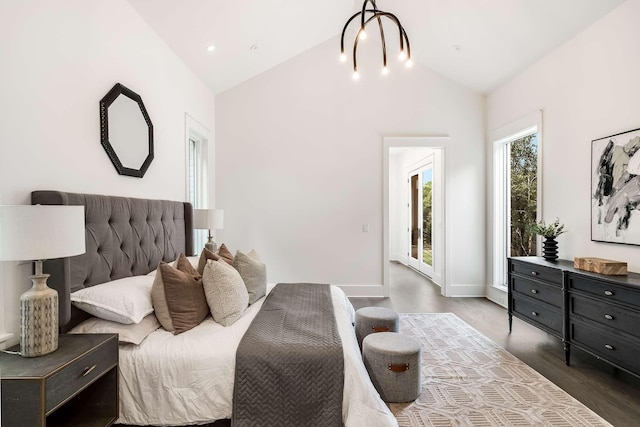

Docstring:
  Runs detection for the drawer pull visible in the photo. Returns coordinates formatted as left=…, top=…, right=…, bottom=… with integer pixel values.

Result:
left=531, top=271, right=539, bottom=276
left=82, top=365, right=97, bottom=377
left=604, top=344, right=615, bottom=351
left=604, top=290, right=614, bottom=296
left=531, top=289, right=539, bottom=294
left=531, top=311, right=539, bottom=316
left=604, top=314, right=614, bottom=320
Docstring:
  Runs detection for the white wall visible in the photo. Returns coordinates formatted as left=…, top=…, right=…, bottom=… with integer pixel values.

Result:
left=486, top=0, right=640, bottom=286
left=216, top=36, right=486, bottom=296
left=0, top=0, right=216, bottom=347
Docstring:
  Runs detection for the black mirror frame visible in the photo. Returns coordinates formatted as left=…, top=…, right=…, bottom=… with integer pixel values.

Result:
left=99, top=83, right=154, bottom=178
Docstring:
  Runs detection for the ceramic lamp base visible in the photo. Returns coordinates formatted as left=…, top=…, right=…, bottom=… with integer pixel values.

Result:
left=20, top=273, right=58, bottom=357
left=205, top=236, right=218, bottom=253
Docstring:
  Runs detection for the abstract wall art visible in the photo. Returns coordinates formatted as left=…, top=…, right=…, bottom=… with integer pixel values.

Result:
left=592, top=127, right=640, bottom=245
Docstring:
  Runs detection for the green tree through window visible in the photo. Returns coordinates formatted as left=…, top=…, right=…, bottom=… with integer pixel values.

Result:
left=422, top=181, right=432, bottom=265
left=510, top=134, right=537, bottom=256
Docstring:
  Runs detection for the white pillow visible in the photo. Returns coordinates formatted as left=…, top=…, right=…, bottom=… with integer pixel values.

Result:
left=185, top=255, right=199, bottom=270
left=202, top=260, right=249, bottom=327
left=69, top=314, right=161, bottom=345
left=70, top=275, right=154, bottom=324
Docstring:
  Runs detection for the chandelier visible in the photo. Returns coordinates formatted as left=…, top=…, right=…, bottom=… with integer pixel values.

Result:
left=340, top=0, right=412, bottom=79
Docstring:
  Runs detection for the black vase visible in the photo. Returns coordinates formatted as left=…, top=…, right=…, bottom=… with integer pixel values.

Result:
left=542, top=237, right=558, bottom=261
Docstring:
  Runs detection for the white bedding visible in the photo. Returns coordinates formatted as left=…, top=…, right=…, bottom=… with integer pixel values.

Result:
left=116, top=283, right=398, bottom=426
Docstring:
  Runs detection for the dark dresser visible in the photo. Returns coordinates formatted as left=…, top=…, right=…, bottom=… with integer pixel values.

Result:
left=508, top=257, right=565, bottom=339
left=508, top=257, right=640, bottom=377
left=0, top=333, right=118, bottom=427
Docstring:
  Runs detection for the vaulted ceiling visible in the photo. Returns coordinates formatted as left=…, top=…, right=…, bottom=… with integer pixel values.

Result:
left=127, top=0, right=624, bottom=95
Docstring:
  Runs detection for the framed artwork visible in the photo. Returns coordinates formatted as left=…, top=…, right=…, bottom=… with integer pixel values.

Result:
left=592, top=127, right=640, bottom=245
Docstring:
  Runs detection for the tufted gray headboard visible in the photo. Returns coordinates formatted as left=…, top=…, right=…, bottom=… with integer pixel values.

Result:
left=31, top=191, right=194, bottom=331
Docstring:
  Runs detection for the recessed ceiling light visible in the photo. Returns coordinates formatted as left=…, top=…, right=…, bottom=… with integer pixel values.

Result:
left=207, top=45, right=216, bottom=52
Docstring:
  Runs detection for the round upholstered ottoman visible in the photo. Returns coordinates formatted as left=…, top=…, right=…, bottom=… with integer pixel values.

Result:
left=362, top=332, right=421, bottom=403
left=355, top=307, right=399, bottom=347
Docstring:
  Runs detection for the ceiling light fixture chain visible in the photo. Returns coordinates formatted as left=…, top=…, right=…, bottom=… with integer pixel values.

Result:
left=340, top=0, right=411, bottom=79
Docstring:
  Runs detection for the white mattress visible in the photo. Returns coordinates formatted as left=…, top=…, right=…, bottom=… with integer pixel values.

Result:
left=116, top=284, right=398, bottom=426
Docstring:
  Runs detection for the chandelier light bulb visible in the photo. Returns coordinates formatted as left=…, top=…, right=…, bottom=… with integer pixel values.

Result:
left=406, top=59, right=413, bottom=68
left=353, top=71, right=360, bottom=80
left=382, top=66, right=389, bottom=75
left=340, top=53, right=347, bottom=62
left=398, top=50, right=407, bottom=61
left=359, top=30, right=367, bottom=40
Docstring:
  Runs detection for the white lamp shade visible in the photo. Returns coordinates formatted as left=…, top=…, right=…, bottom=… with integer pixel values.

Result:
left=0, top=205, right=86, bottom=261
left=194, top=208, right=224, bottom=230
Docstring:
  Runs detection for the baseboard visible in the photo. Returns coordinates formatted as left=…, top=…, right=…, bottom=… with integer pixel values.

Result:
left=390, top=255, right=408, bottom=265
left=337, top=282, right=492, bottom=299
left=338, top=284, right=385, bottom=298
left=446, top=284, right=486, bottom=297
left=486, top=285, right=507, bottom=308
left=0, top=332, right=14, bottom=344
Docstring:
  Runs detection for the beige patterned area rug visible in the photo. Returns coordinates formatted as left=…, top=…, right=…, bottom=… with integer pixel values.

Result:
left=389, top=313, right=612, bottom=427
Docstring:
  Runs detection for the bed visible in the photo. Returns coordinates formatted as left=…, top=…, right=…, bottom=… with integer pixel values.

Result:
left=32, top=191, right=397, bottom=427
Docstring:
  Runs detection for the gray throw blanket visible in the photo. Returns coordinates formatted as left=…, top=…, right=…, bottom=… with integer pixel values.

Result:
left=232, top=283, right=344, bottom=427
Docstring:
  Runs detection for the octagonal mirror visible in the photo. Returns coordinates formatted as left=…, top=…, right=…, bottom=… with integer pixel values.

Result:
left=99, top=83, right=154, bottom=178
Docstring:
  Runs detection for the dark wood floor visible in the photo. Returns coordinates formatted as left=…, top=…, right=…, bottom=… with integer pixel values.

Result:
left=350, top=262, right=640, bottom=427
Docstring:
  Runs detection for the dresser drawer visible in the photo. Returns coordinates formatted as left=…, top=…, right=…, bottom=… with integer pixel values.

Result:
left=511, top=275, right=562, bottom=308
left=45, top=336, right=118, bottom=413
left=568, top=274, right=640, bottom=307
left=570, top=321, right=640, bottom=375
left=512, top=295, right=562, bottom=335
left=510, top=260, right=562, bottom=285
left=570, top=295, right=640, bottom=339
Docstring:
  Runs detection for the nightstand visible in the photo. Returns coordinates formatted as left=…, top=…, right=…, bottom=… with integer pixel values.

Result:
left=0, top=333, right=118, bottom=427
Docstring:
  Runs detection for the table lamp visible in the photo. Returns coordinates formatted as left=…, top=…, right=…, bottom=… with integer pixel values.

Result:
left=0, top=205, right=85, bottom=357
left=193, top=208, right=224, bottom=252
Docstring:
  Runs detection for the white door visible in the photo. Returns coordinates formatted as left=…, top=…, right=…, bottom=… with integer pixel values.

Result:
left=407, top=158, right=434, bottom=277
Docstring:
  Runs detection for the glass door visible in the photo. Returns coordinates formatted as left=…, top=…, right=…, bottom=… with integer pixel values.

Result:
left=408, top=158, right=434, bottom=277
left=421, top=167, right=433, bottom=275
left=408, top=174, right=420, bottom=270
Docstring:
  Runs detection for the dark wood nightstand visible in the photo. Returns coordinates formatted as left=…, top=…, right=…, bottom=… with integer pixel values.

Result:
left=0, top=333, right=118, bottom=427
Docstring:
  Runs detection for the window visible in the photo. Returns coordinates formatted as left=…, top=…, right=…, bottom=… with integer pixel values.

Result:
left=510, top=134, right=538, bottom=257
left=185, top=114, right=211, bottom=253
left=491, top=112, right=542, bottom=289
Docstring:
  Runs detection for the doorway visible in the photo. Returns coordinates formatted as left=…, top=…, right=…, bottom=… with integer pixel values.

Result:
left=383, top=137, right=448, bottom=297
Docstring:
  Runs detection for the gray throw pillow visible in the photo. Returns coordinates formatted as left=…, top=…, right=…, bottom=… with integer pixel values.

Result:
left=202, top=260, right=249, bottom=326
left=232, top=250, right=267, bottom=305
